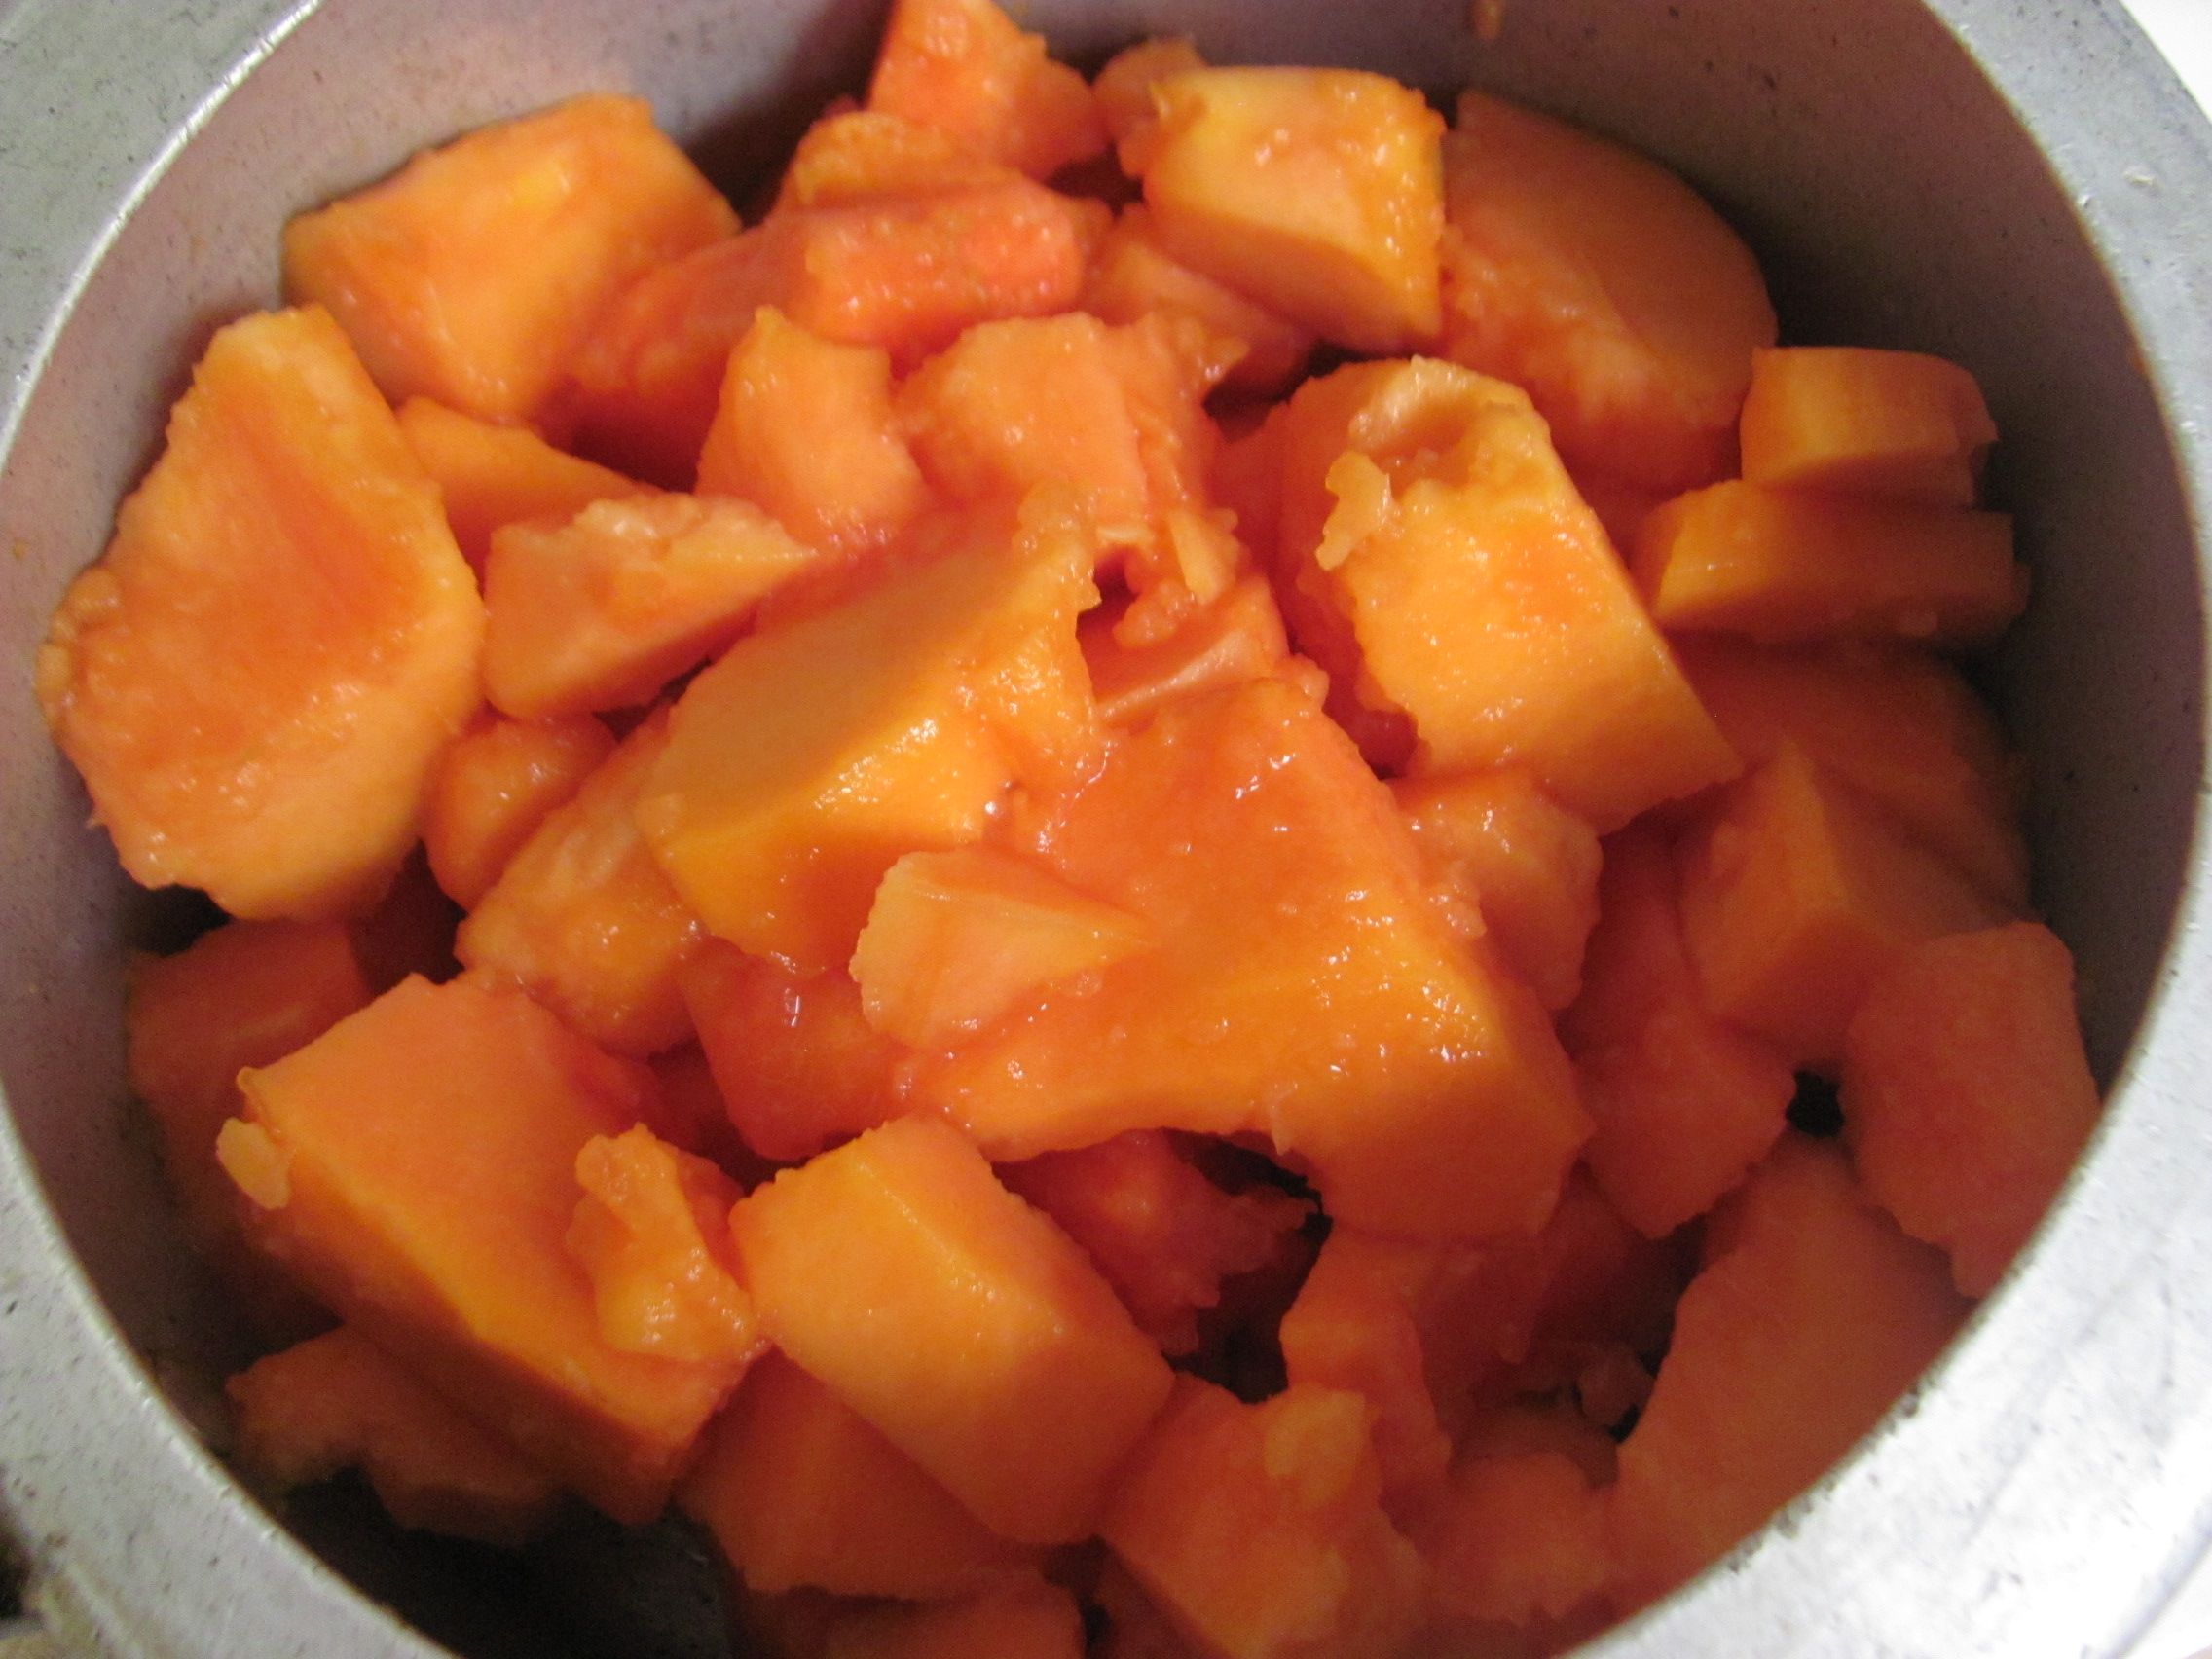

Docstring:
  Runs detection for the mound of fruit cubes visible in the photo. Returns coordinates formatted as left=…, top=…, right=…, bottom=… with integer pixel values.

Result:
left=39, top=0, right=2102, bottom=1652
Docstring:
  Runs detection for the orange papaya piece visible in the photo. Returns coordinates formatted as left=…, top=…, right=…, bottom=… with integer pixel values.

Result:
left=680, top=1352, right=1041, bottom=1600
left=697, top=309, right=929, bottom=557
left=1739, top=346, right=1997, bottom=507
left=1272, top=357, right=1739, bottom=829
left=1559, top=827, right=1795, bottom=1238
left=566, top=182, right=1102, bottom=483
left=1633, top=481, right=2026, bottom=646
left=1099, top=1377, right=1426, bottom=1659
left=729, top=1116, right=1175, bottom=1544
left=776, top=108, right=1014, bottom=211
left=1438, top=90, right=1777, bottom=492
left=566, top=1124, right=761, bottom=1368
left=819, top=1579, right=1087, bottom=1659
left=1121, top=67, right=1445, bottom=353
left=1081, top=577, right=1292, bottom=728
left=866, top=0, right=1107, bottom=180
left=1677, top=638, right=2028, bottom=907
left=228, top=1326, right=561, bottom=1546
left=37, top=306, right=484, bottom=921
left=680, top=941, right=905, bottom=1162
left=1092, top=38, right=1207, bottom=148
left=283, top=94, right=735, bottom=423
left=1842, top=923, right=2101, bottom=1296
left=1420, top=1417, right=1616, bottom=1634
left=999, top=1131, right=1312, bottom=1356
left=395, top=396, right=650, bottom=571
left=128, top=918, right=372, bottom=1334
left=483, top=493, right=820, bottom=721
left=1391, top=770, right=1602, bottom=1012
left=1083, top=206, right=1316, bottom=394
left=917, top=678, right=1587, bottom=1240
left=422, top=713, right=615, bottom=908
left=456, top=711, right=705, bottom=1057
left=1677, top=746, right=2011, bottom=1072
left=1609, top=1138, right=1967, bottom=1608
left=850, top=846, right=1153, bottom=1049
left=216, top=976, right=735, bottom=1523
left=637, top=495, right=1098, bottom=975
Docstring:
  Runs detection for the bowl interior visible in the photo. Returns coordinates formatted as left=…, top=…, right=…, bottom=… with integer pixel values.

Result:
left=0, top=0, right=2201, bottom=1653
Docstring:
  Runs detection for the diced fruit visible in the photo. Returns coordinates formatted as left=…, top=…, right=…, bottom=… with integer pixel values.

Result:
left=128, top=918, right=372, bottom=1334
left=636, top=496, right=1098, bottom=975
left=818, top=1579, right=1088, bottom=1659
left=1677, top=638, right=2028, bottom=906
left=483, top=493, right=820, bottom=720
left=777, top=109, right=1014, bottom=210
left=396, top=397, right=651, bottom=571
left=217, top=976, right=735, bottom=1524
left=1609, top=1137, right=1966, bottom=1607
left=730, top=1117, right=1175, bottom=1544
left=1633, top=481, right=2025, bottom=646
left=851, top=846, right=1153, bottom=1048
left=1391, top=770, right=1602, bottom=1012
left=916, top=678, right=1590, bottom=1241
left=681, top=1353, right=1040, bottom=1599
left=1677, top=747, right=2011, bottom=1071
left=565, top=182, right=1102, bottom=482
left=1438, top=90, right=1777, bottom=492
left=36, top=306, right=484, bottom=920
left=228, top=1326, right=561, bottom=1546
left=1739, top=347, right=1997, bottom=506
left=423, top=713, right=616, bottom=907
left=1842, top=924, right=2102, bottom=1295
left=1099, top=1377, right=1426, bottom=1659
left=285, top=95, right=733, bottom=423
left=697, top=309, right=928, bottom=556
left=1123, top=67, right=1445, bottom=353
left=867, top=0, right=1107, bottom=179
left=1561, top=827, right=1795, bottom=1237
left=1271, top=357, right=1739, bottom=828
left=1082, top=577, right=1292, bottom=727
left=681, top=942, right=905, bottom=1162
left=457, top=711, right=706, bottom=1057
left=1092, top=38, right=1207, bottom=147
left=1420, top=1422, right=1614, bottom=1631
left=999, top=1132, right=1312, bottom=1355
left=1084, top=207, right=1316, bottom=394
left=566, top=1124, right=760, bottom=1367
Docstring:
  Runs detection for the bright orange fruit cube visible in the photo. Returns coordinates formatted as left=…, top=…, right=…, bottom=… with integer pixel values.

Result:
left=1739, top=346, right=1998, bottom=506
left=422, top=713, right=616, bottom=908
left=866, top=0, right=1107, bottom=179
left=395, top=396, right=651, bottom=571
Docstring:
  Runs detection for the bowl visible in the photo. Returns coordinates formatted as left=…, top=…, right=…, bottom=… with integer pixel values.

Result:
left=3, top=0, right=2210, bottom=1653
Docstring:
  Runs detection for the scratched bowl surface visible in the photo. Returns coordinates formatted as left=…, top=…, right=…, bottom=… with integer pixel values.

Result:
left=1, top=1, right=2210, bottom=1655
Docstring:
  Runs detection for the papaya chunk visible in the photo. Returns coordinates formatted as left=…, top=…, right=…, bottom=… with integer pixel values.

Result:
left=1677, top=638, right=2028, bottom=906
left=1609, top=1137, right=1967, bottom=1608
left=228, top=1326, right=562, bottom=1547
left=1082, top=577, right=1292, bottom=728
left=1842, top=923, right=2101, bottom=1296
left=999, top=1132, right=1312, bottom=1356
left=1739, top=346, right=1997, bottom=507
left=1677, top=746, right=2011, bottom=1071
left=1084, top=206, right=1316, bottom=394
left=217, top=976, right=735, bottom=1524
left=1391, top=770, right=1602, bottom=1012
left=1439, top=91, right=1777, bottom=492
left=850, top=846, right=1154, bottom=1050
left=1420, top=1419, right=1615, bottom=1634
left=1122, top=67, right=1445, bottom=353
left=637, top=495, right=1099, bottom=975
left=697, top=309, right=928, bottom=557
left=566, top=1124, right=761, bottom=1368
left=36, top=306, right=484, bottom=920
left=1633, top=480, right=2025, bottom=646
left=866, top=0, right=1107, bottom=180
left=1098, top=1377, right=1426, bottom=1659
left=422, top=713, right=615, bottom=909
left=457, top=711, right=706, bottom=1057
left=819, top=1579, right=1088, bottom=1659
left=681, top=942, right=905, bottom=1162
left=680, top=1352, right=1042, bottom=1600
left=916, top=677, right=1590, bottom=1241
left=1272, top=357, right=1739, bottom=829
left=283, top=94, right=735, bottom=423
left=396, top=397, right=651, bottom=571
left=730, top=1116, right=1175, bottom=1545
left=1092, top=38, right=1207, bottom=148
left=777, top=109, right=1014, bottom=211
